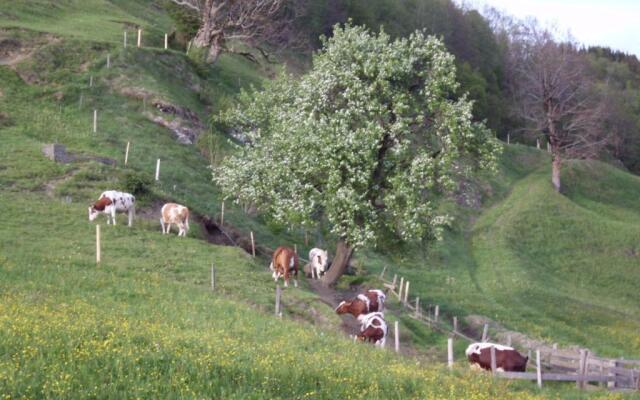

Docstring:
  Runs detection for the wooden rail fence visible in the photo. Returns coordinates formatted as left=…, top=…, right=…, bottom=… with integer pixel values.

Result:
left=380, top=269, right=640, bottom=391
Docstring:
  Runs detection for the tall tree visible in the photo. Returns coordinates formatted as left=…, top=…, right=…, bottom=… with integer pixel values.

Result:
left=169, top=0, right=304, bottom=63
left=214, top=24, right=500, bottom=286
left=505, top=24, right=606, bottom=192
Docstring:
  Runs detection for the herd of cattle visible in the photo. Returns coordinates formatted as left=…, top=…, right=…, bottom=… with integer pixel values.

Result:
left=88, top=190, right=190, bottom=235
left=89, top=190, right=529, bottom=372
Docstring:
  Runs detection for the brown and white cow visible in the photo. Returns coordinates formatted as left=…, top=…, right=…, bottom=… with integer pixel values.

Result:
left=356, top=312, right=387, bottom=347
left=465, top=342, right=528, bottom=372
left=269, top=246, right=298, bottom=288
left=335, top=289, right=386, bottom=320
left=160, top=203, right=190, bottom=237
left=89, top=190, right=135, bottom=227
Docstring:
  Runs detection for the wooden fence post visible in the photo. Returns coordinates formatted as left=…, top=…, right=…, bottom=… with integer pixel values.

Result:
left=403, top=281, right=410, bottom=304
left=414, top=297, right=420, bottom=318
left=536, top=350, right=542, bottom=388
left=490, top=346, right=497, bottom=373
left=106, top=54, right=110, bottom=68
left=447, top=337, right=454, bottom=369
left=398, top=277, right=404, bottom=300
left=123, top=31, right=127, bottom=48
left=506, top=334, right=512, bottom=347
left=482, top=324, right=489, bottom=342
left=250, top=231, right=255, bottom=257
left=210, top=263, right=215, bottom=291
left=93, top=109, right=97, bottom=133
left=547, top=141, right=551, bottom=153
left=434, top=305, right=439, bottom=323
left=392, top=274, right=397, bottom=287
left=536, top=138, right=540, bottom=149
left=379, top=266, right=387, bottom=280
left=220, top=201, right=224, bottom=226
left=96, top=224, right=101, bottom=264
left=507, top=133, right=510, bottom=144
left=124, top=141, right=130, bottom=166
left=577, top=349, right=588, bottom=389
left=155, top=159, right=160, bottom=181
left=394, top=321, right=400, bottom=353
left=275, top=285, right=282, bottom=317
left=137, top=29, right=142, bottom=48
left=164, top=33, right=168, bottom=50
left=294, top=244, right=297, bottom=255
left=453, top=316, right=458, bottom=333
left=89, top=75, right=93, bottom=88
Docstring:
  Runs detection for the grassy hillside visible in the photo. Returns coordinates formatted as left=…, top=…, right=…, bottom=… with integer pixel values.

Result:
left=360, top=147, right=640, bottom=359
left=0, top=1, right=638, bottom=398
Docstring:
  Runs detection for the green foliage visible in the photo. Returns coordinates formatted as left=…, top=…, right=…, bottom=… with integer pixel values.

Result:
left=300, top=0, right=509, bottom=133
left=120, top=170, right=152, bottom=196
left=164, top=0, right=200, bottom=46
left=215, top=24, right=500, bottom=248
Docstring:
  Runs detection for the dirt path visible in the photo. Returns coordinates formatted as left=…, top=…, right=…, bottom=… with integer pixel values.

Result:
left=307, top=278, right=362, bottom=336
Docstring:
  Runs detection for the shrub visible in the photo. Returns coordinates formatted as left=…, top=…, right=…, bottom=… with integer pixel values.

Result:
left=120, top=170, right=152, bottom=196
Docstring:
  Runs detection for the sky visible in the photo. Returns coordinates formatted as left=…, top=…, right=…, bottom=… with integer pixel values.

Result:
left=458, top=0, right=640, bottom=56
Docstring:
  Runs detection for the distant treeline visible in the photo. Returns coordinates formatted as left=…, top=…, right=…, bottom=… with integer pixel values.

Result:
left=166, top=0, right=640, bottom=174
left=297, top=0, right=640, bottom=174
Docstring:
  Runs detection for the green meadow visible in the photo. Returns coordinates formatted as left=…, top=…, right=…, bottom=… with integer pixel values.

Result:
left=1, top=1, right=638, bottom=398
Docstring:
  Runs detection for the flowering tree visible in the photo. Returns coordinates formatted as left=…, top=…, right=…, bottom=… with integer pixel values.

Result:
left=214, top=24, right=500, bottom=286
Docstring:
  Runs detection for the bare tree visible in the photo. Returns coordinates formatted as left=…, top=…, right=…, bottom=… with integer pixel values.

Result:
left=505, top=23, right=606, bottom=192
left=170, top=0, right=305, bottom=63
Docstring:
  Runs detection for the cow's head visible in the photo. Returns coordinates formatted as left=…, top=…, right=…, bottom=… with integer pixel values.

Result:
left=89, top=197, right=112, bottom=221
left=335, top=298, right=368, bottom=317
left=88, top=206, right=99, bottom=221
left=335, top=300, right=350, bottom=314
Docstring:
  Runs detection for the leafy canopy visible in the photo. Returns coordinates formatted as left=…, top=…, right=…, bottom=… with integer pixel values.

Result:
left=215, top=24, right=500, bottom=248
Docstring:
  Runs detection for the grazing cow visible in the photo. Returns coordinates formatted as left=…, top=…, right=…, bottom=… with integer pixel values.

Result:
left=89, top=190, right=135, bottom=227
left=356, top=312, right=387, bottom=347
left=465, top=342, right=528, bottom=372
left=160, top=203, right=190, bottom=237
left=269, top=246, right=298, bottom=288
left=308, top=248, right=329, bottom=279
left=335, top=289, right=386, bottom=319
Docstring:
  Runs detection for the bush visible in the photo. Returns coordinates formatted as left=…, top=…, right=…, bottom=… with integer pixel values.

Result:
left=120, top=170, right=152, bottom=196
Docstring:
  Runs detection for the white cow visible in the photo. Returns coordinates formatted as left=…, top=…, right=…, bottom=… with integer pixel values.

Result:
left=89, top=190, right=135, bottom=226
left=309, top=248, right=329, bottom=279
left=160, top=203, right=190, bottom=237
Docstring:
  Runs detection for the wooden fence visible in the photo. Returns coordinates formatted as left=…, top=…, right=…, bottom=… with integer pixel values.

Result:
left=380, top=270, right=640, bottom=391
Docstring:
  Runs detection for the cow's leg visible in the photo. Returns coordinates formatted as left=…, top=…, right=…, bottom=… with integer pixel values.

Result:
left=294, top=267, right=298, bottom=287
left=111, top=209, right=117, bottom=225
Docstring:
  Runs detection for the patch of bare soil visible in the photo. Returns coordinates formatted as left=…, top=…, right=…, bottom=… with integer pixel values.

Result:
left=307, top=279, right=363, bottom=336
left=43, top=169, right=80, bottom=198
left=0, top=31, right=60, bottom=69
left=143, top=101, right=205, bottom=145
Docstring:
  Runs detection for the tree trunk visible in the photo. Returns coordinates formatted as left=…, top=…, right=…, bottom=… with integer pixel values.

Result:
left=321, top=239, right=353, bottom=287
left=192, top=0, right=224, bottom=63
left=551, top=154, right=561, bottom=192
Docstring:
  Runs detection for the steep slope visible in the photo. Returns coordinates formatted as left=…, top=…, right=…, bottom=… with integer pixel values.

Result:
left=1, top=1, right=638, bottom=398
left=359, top=146, right=640, bottom=359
